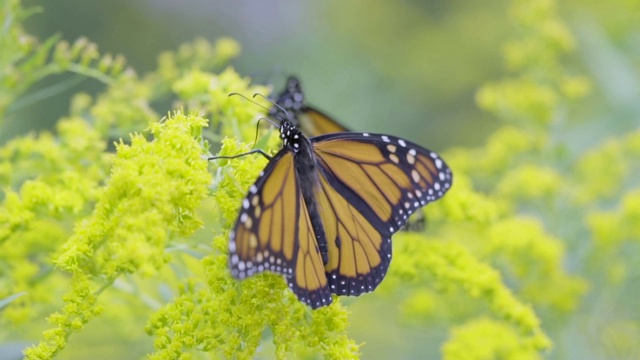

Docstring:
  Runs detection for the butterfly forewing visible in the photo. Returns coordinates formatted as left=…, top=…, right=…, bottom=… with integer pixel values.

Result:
left=229, top=151, right=298, bottom=280
left=315, top=132, right=452, bottom=224
left=228, top=149, right=332, bottom=308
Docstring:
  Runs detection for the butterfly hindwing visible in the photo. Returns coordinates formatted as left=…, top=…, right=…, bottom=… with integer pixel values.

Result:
left=288, top=194, right=333, bottom=308
left=228, top=149, right=332, bottom=308
left=315, top=173, right=393, bottom=296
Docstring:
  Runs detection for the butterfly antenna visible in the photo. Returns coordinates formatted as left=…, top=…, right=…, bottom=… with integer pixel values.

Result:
left=257, top=116, right=278, bottom=128
left=253, top=93, right=291, bottom=120
left=249, top=117, right=278, bottom=150
left=228, top=92, right=272, bottom=113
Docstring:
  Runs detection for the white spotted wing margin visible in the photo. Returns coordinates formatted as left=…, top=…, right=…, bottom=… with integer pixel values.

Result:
left=227, top=148, right=333, bottom=309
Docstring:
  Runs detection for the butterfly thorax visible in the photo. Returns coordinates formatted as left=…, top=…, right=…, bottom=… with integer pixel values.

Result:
left=279, top=120, right=306, bottom=153
left=280, top=120, right=330, bottom=265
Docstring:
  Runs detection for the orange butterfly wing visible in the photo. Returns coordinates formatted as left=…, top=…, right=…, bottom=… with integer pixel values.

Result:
left=270, top=76, right=350, bottom=137
left=229, top=150, right=332, bottom=308
left=297, top=107, right=349, bottom=136
left=311, top=132, right=452, bottom=295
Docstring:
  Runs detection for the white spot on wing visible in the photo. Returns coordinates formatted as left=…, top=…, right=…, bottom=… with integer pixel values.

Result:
left=411, top=169, right=420, bottom=183
left=406, top=153, right=415, bottom=164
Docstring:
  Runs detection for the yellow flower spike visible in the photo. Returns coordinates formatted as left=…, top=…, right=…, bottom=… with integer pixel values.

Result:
left=443, top=318, right=543, bottom=360
left=560, top=75, right=592, bottom=99
left=214, top=37, right=242, bottom=63
left=172, top=69, right=214, bottom=99
left=7, top=0, right=633, bottom=355
left=0, top=117, right=111, bottom=330
left=391, top=238, right=551, bottom=351
left=587, top=211, right=623, bottom=249
left=429, top=174, right=500, bottom=224
left=573, top=139, right=627, bottom=204
left=623, top=134, right=640, bottom=158
left=24, top=111, right=211, bottom=359
left=496, top=164, right=563, bottom=201
left=484, top=217, right=588, bottom=312
left=479, top=126, right=546, bottom=176
left=477, top=78, right=559, bottom=126
left=587, top=190, right=640, bottom=271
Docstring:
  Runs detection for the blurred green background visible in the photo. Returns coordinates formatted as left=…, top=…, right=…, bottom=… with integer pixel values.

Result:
left=14, top=0, right=637, bottom=149
left=3, top=0, right=640, bottom=359
left=13, top=0, right=512, bottom=150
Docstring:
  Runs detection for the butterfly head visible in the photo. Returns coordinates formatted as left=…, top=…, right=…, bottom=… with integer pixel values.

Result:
left=280, top=119, right=305, bottom=153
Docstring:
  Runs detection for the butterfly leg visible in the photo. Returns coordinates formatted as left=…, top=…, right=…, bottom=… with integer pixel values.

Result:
left=207, top=148, right=272, bottom=161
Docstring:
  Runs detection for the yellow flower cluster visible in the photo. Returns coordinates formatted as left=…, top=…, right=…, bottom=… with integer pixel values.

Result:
left=2, top=0, right=638, bottom=358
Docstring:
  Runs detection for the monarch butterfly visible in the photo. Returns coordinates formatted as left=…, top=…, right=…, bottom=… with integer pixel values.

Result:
left=213, top=100, right=452, bottom=309
left=270, top=75, right=427, bottom=233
